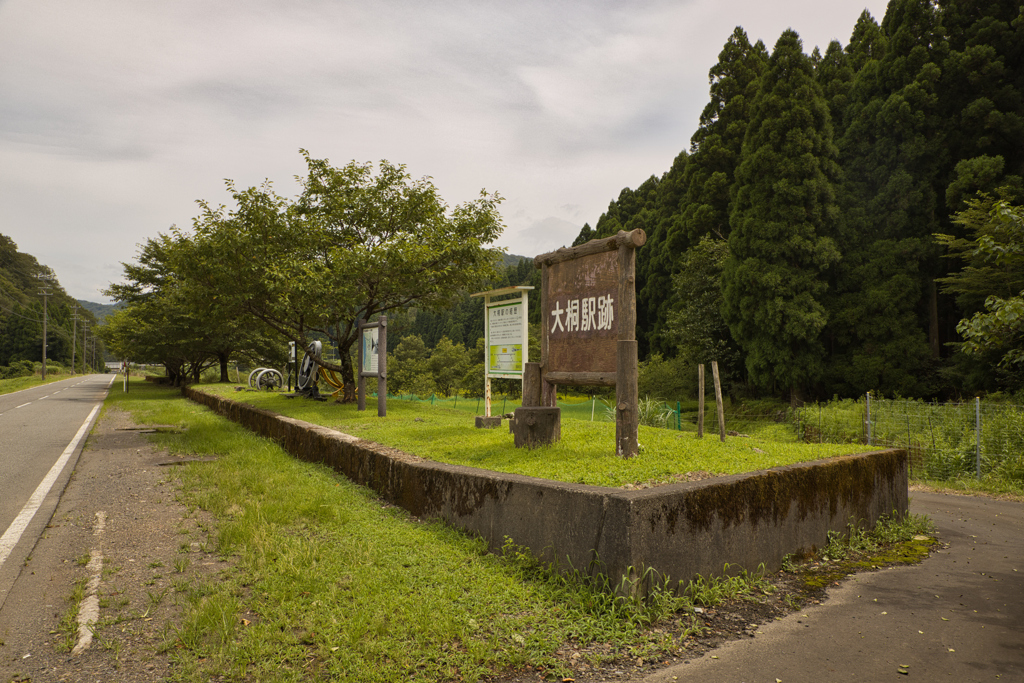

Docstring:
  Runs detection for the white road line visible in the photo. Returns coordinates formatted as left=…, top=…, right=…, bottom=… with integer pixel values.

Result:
left=72, top=511, right=106, bottom=656
left=15, top=403, right=31, bottom=409
left=0, top=403, right=102, bottom=569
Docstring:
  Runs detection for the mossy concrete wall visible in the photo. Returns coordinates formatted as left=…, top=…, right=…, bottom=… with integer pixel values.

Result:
left=184, top=388, right=908, bottom=582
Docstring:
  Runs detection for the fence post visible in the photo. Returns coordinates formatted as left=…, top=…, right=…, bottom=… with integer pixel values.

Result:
left=906, top=406, right=912, bottom=468
left=976, top=396, right=981, bottom=479
left=711, top=360, right=725, bottom=442
left=677, top=401, right=681, bottom=431
left=865, top=392, right=872, bottom=446
left=697, top=364, right=705, bottom=439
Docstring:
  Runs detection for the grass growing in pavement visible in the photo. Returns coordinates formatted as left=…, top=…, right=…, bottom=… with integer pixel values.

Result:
left=785, top=513, right=936, bottom=595
left=105, top=382, right=787, bottom=682
left=197, top=384, right=876, bottom=488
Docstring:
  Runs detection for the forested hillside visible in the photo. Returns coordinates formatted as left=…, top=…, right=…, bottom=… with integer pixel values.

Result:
left=0, top=233, right=104, bottom=373
left=78, top=299, right=121, bottom=322
left=565, top=0, right=1023, bottom=400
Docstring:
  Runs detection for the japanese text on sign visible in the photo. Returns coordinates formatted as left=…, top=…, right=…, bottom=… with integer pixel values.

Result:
left=550, top=296, right=614, bottom=334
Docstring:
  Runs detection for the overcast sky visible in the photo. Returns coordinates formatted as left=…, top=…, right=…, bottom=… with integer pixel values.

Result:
left=0, top=0, right=889, bottom=303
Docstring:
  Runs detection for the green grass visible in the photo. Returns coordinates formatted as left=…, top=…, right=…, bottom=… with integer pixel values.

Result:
left=197, top=384, right=875, bottom=488
left=103, top=382, right=805, bottom=682
left=788, top=512, right=936, bottom=595
left=0, top=372, right=80, bottom=395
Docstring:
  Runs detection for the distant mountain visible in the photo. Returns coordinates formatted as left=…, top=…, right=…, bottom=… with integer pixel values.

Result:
left=501, top=253, right=531, bottom=267
left=77, top=300, right=121, bottom=321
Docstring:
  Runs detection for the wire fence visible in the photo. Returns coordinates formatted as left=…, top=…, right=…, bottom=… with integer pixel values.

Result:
left=378, top=391, right=778, bottom=434
left=791, top=395, right=1024, bottom=482
left=380, top=391, right=603, bottom=421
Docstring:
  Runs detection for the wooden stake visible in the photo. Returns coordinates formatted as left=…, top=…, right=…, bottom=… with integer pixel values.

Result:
left=697, top=364, right=705, bottom=438
left=712, top=360, right=725, bottom=442
left=357, top=318, right=366, bottom=411
left=377, top=316, right=387, bottom=417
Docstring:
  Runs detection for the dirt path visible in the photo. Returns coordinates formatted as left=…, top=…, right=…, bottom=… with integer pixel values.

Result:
left=0, top=407, right=228, bottom=683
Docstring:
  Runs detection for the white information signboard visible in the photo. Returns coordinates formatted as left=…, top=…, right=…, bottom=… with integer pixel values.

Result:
left=471, top=285, right=533, bottom=418
left=487, top=300, right=525, bottom=376
left=361, top=326, right=379, bottom=375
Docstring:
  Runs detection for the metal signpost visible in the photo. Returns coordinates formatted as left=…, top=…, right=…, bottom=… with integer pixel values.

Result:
left=470, top=286, right=533, bottom=419
left=357, top=316, right=387, bottom=417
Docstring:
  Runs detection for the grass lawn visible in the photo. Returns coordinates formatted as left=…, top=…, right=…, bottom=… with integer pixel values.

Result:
left=196, top=383, right=878, bottom=488
left=97, top=381, right=932, bottom=683
left=101, top=382, right=723, bottom=681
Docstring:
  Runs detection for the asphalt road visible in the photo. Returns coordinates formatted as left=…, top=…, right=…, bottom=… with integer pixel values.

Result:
left=641, top=490, right=1024, bottom=683
left=0, top=375, right=113, bottom=609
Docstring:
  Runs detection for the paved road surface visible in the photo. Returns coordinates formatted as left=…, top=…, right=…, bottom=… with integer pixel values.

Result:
left=0, top=375, right=113, bottom=609
left=640, top=490, right=1024, bottom=682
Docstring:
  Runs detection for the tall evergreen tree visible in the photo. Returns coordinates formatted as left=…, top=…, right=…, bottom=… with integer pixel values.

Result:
left=825, top=2, right=947, bottom=396
left=588, top=175, right=662, bottom=356
left=939, top=0, right=1024, bottom=210
left=816, top=40, right=855, bottom=140
left=638, top=150, right=688, bottom=355
left=722, top=29, right=840, bottom=403
left=638, top=27, right=767, bottom=357
left=676, top=27, right=769, bottom=246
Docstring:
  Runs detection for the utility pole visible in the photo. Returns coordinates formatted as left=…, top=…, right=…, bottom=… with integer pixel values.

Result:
left=71, top=305, right=78, bottom=375
left=37, top=272, right=53, bottom=380
left=83, top=321, right=88, bottom=373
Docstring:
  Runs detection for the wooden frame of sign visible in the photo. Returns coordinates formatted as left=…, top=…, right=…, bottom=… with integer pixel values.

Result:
left=534, top=229, right=646, bottom=457
left=357, top=316, right=387, bottom=417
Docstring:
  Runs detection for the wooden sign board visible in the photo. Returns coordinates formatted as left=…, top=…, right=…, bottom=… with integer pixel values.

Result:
left=535, top=229, right=646, bottom=457
left=544, top=249, right=618, bottom=375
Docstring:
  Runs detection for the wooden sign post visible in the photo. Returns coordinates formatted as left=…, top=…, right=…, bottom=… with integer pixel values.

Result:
left=357, top=316, right=387, bottom=417
left=534, top=229, right=646, bottom=457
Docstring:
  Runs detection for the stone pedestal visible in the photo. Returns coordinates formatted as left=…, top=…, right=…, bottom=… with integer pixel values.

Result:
left=475, top=416, right=502, bottom=429
left=512, top=406, right=561, bottom=448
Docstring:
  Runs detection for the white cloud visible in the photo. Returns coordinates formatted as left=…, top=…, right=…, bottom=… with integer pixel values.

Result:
left=0, top=0, right=889, bottom=301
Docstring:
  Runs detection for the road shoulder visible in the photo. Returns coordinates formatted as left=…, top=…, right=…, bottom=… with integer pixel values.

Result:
left=0, top=406, right=227, bottom=682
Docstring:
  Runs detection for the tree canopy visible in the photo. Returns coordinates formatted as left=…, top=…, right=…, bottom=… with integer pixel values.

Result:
left=107, top=151, right=505, bottom=396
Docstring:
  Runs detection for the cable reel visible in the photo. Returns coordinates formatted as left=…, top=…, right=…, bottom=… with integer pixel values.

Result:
left=297, top=341, right=322, bottom=390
